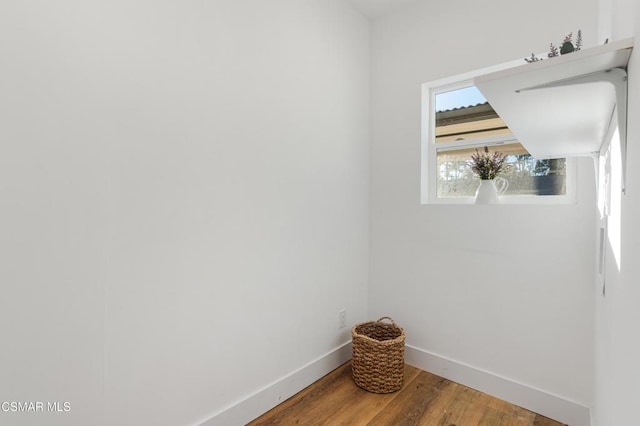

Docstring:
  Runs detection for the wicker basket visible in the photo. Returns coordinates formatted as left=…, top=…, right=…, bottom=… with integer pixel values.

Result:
left=351, top=317, right=405, bottom=393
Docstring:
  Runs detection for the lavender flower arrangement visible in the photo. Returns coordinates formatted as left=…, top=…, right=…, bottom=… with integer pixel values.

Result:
left=469, top=147, right=507, bottom=180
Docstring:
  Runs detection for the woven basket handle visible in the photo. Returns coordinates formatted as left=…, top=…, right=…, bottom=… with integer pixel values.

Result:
left=377, top=316, right=397, bottom=326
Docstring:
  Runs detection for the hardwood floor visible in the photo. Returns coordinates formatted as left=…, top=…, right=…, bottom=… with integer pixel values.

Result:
left=247, top=362, right=565, bottom=426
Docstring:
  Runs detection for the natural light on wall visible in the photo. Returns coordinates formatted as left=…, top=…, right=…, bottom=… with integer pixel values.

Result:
left=599, top=126, right=622, bottom=272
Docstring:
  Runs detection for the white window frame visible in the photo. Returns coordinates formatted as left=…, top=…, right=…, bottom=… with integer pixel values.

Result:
left=420, top=63, right=576, bottom=205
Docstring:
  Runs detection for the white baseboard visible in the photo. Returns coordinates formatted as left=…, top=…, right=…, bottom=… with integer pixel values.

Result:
left=405, top=345, right=591, bottom=426
left=194, top=343, right=589, bottom=426
left=195, top=342, right=352, bottom=426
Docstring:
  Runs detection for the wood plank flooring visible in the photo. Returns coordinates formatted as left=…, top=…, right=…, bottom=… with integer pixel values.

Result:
left=247, top=362, right=566, bottom=426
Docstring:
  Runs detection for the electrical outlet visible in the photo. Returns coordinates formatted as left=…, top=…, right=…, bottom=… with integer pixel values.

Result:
left=339, top=309, right=347, bottom=328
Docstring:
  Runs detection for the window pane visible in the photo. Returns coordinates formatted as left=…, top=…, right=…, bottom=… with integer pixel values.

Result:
left=435, top=86, right=487, bottom=112
left=436, top=144, right=567, bottom=198
left=435, top=87, right=511, bottom=143
left=433, top=85, right=567, bottom=199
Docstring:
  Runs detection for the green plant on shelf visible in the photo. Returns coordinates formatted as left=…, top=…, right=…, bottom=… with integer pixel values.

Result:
left=524, top=30, right=583, bottom=63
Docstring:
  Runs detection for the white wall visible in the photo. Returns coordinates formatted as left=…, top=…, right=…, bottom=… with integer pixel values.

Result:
left=0, top=1, right=370, bottom=425
left=593, top=1, right=640, bottom=425
left=369, top=0, right=598, bottom=417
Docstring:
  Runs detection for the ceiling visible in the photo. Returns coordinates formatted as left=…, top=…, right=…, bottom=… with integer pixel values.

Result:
left=347, top=0, right=419, bottom=19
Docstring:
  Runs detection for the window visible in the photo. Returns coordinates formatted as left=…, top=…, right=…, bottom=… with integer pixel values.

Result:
left=421, top=76, right=574, bottom=204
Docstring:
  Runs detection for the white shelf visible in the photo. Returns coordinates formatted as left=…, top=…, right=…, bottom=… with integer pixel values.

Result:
left=474, top=38, right=633, bottom=159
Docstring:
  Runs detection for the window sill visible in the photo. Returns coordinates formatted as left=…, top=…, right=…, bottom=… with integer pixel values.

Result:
left=422, top=195, right=576, bottom=206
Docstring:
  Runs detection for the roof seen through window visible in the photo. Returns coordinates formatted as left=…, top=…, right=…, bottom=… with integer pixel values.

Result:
left=435, top=86, right=487, bottom=112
